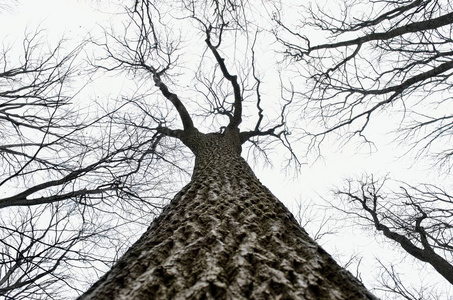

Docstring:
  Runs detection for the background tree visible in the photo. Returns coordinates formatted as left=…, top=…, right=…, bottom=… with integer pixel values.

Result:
left=0, top=0, right=17, bottom=13
left=336, top=176, right=452, bottom=297
left=0, top=25, right=182, bottom=299
left=275, top=0, right=453, bottom=298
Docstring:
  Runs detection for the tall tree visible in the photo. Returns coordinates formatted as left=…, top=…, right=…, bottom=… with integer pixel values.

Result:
left=77, top=0, right=377, bottom=299
left=275, top=0, right=453, bottom=297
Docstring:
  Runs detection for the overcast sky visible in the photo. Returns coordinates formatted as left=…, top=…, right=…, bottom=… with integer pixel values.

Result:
left=0, top=0, right=438, bottom=193
left=1, top=0, right=450, bottom=298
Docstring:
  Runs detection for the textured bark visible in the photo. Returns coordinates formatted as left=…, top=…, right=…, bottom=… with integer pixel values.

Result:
left=79, top=129, right=377, bottom=299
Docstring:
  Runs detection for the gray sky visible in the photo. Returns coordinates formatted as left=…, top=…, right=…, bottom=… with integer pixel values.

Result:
left=1, top=0, right=450, bottom=298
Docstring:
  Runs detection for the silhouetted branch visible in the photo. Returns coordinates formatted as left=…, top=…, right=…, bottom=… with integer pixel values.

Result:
left=204, top=26, right=242, bottom=129
left=275, top=0, right=453, bottom=165
left=335, top=176, right=453, bottom=284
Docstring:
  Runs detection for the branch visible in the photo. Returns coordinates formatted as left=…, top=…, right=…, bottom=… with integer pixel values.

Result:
left=337, top=179, right=453, bottom=285
left=251, top=31, right=264, bottom=132
left=339, top=0, right=425, bottom=32
left=205, top=26, right=242, bottom=129
left=0, top=187, right=117, bottom=208
left=300, top=12, right=453, bottom=56
left=152, top=73, right=194, bottom=131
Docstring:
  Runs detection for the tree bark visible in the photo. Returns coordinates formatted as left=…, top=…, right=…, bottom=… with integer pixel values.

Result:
left=78, top=129, right=377, bottom=299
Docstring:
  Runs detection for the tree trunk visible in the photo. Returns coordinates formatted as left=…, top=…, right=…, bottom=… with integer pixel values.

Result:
left=78, top=129, right=377, bottom=299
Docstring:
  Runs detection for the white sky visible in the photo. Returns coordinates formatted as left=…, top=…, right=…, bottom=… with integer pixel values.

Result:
left=1, top=0, right=450, bottom=298
left=1, top=0, right=96, bottom=33
left=1, top=0, right=434, bottom=188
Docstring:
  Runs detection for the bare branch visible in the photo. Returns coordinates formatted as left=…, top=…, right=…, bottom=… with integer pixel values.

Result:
left=204, top=26, right=242, bottom=129
left=335, top=176, right=453, bottom=285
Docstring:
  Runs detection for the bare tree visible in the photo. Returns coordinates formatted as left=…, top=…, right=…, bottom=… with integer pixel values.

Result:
left=292, top=199, right=339, bottom=242
left=275, top=0, right=453, bottom=164
left=375, top=259, right=445, bottom=300
left=75, top=0, right=377, bottom=299
left=337, top=176, right=452, bottom=283
left=0, top=28, right=183, bottom=298
left=275, top=0, right=453, bottom=297
left=0, top=203, right=105, bottom=299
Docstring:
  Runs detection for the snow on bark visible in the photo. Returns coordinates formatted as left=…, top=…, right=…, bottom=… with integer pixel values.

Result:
left=78, top=132, right=377, bottom=299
